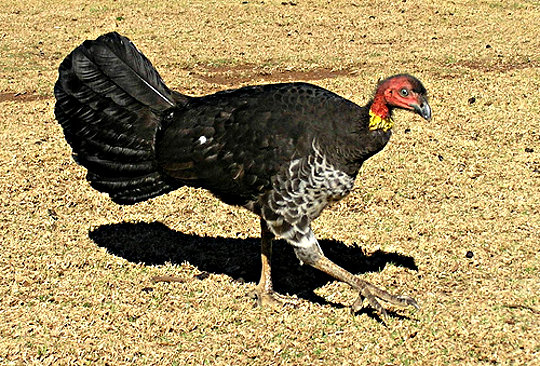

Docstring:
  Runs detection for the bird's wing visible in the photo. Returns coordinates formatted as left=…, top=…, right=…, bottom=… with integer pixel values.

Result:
left=156, top=82, right=359, bottom=205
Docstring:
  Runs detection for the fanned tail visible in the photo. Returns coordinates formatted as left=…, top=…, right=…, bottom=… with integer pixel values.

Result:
left=54, top=32, right=187, bottom=204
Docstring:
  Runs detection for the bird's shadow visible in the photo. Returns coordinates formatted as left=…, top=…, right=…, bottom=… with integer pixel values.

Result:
left=89, top=221, right=417, bottom=309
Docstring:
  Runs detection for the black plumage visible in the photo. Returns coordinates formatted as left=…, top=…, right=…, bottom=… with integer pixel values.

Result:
left=54, top=32, right=431, bottom=316
left=156, top=82, right=383, bottom=206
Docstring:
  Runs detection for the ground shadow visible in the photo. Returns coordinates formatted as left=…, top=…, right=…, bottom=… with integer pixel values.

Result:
left=89, top=221, right=417, bottom=307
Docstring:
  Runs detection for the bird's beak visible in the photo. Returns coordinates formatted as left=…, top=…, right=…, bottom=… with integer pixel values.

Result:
left=411, top=97, right=431, bottom=121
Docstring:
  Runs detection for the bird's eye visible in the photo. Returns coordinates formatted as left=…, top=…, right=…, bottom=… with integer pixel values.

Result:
left=399, top=88, right=409, bottom=97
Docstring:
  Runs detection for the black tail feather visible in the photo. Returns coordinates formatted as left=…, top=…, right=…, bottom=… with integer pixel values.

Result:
left=80, top=32, right=175, bottom=110
left=54, top=32, right=184, bottom=204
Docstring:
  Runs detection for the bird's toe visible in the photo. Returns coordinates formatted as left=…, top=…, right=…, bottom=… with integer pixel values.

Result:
left=396, top=295, right=420, bottom=310
left=249, top=288, right=298, bottom=309
left=351, top=294, right=365, bottom=313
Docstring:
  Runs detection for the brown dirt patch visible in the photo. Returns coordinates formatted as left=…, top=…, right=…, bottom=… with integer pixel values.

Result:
left=188, top=64, right=358, bottom=86
left=0, top=92, right=51, bottom=103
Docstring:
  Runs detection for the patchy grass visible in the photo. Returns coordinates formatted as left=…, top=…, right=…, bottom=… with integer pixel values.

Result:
left=0, top=0, right=539, bottom=365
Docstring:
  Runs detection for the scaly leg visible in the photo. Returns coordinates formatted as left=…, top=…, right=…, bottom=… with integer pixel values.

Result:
left=293, top=230, right=419, bottom=317
left=310, top=255, right=419, bottom=316
left=250, top=219, right=297, bottom=307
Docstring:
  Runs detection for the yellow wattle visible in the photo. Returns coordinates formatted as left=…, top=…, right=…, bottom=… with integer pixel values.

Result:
left=368, top=109, right=394, bottom=132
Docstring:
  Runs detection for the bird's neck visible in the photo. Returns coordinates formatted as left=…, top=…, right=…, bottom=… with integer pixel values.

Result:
left=368, top=95, right=393, bottom=132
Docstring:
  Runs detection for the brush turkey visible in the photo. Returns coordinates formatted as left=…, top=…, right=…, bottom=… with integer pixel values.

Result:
left=54, top=32, right=431, bottom=316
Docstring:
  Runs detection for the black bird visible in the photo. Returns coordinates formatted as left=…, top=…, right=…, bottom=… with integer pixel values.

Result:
left=54, top=32, right=431, bottom=316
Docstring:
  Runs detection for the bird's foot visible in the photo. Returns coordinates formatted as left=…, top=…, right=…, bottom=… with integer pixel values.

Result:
left=309, top=255, right=418, bottom=317
left=352, top=281, right=419, bottom=317
left=249, top=287, right=298, bottom=308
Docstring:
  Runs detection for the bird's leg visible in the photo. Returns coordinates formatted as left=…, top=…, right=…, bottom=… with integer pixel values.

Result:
left=310, top=255, right=419, bottom=316
left=250, top=219, right=297, bottom=307
left=293, top=232, right=419, bottom=317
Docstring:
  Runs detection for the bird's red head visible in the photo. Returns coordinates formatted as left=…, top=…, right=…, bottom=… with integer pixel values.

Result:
left=370, top=74, right=431, bottom=121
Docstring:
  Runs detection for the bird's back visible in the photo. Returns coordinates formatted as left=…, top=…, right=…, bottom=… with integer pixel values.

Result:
left=156, top=82, right=366, bottom=206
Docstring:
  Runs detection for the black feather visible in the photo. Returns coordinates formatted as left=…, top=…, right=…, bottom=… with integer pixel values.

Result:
left=55, top=32, right=425, bottom=209
left=80, top=32, right=175, bottom=110
left=54, top=32, right=183, bottom=204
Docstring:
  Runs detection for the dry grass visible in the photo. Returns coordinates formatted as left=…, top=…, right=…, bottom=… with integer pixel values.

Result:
left=1, top=0, right=539, bottom=365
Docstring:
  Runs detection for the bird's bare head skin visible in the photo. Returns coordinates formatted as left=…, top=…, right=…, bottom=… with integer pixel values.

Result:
left=370, top=74, right=431, bottom=123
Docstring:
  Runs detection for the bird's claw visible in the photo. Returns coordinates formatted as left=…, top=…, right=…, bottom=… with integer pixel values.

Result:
left=249, top=288, right=298, bottom=309
left=351, top=294, right=366, bottom=313
left=396, top=295, right=420, bottom=310
left=351, top=286, right=419, bottom=317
